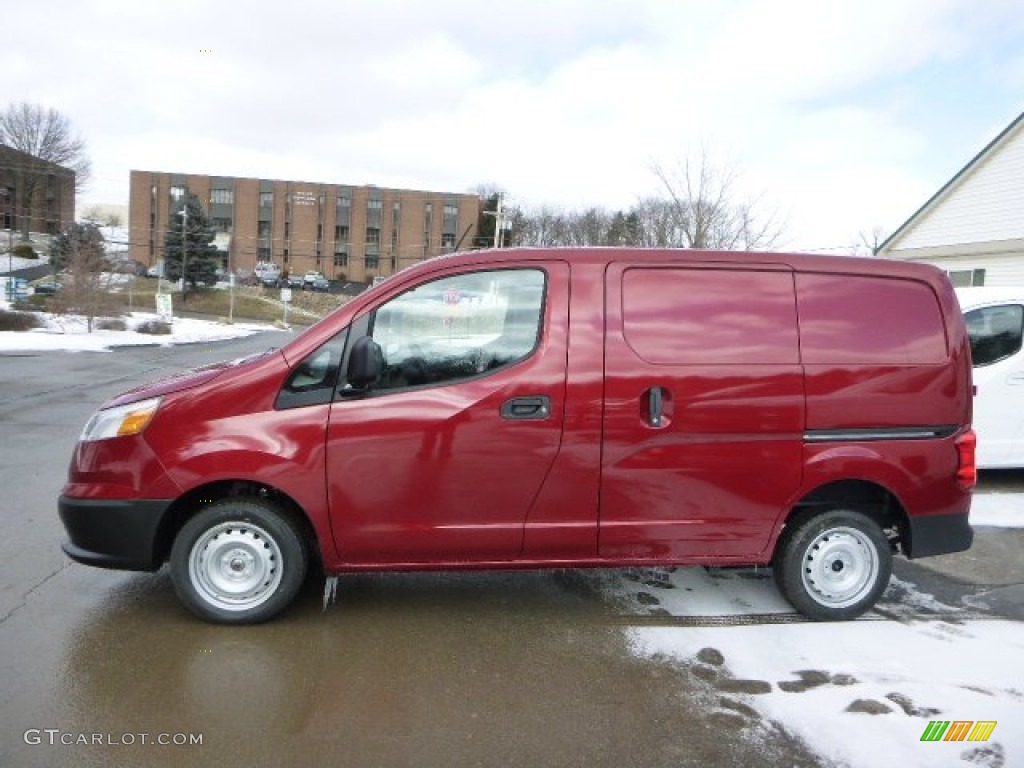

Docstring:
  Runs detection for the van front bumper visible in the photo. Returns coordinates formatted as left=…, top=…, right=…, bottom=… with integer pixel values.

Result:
left=906, top=512, right=973, bottom=558
left=58, top=496, right=172, bottom=571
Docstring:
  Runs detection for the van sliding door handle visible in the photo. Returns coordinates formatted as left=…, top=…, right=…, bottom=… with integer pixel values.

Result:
left=647, top=386, right=665, bottom=427
left=500, top=396, right=551, bottom=420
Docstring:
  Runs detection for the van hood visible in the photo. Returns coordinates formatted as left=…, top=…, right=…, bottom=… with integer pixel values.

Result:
left=103, top=349, right=280, bottom=409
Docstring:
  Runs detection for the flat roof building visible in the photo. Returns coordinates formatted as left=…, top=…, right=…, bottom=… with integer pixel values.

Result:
left=1, top=145, right=75, bottom=236
left=129, top=171, right=483, bottom=283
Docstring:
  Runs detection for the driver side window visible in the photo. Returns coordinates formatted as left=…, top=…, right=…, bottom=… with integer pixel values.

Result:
left=369, top=268, right=545, bottom=391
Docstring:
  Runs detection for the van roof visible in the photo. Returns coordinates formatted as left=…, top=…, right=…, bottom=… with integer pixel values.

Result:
left=431, top=246, right=949, bottom=283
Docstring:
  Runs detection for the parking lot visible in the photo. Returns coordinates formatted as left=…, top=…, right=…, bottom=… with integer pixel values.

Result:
left=1, top=332, right=1021, bottom=767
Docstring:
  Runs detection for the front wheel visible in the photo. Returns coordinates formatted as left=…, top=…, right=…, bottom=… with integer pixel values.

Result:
left=773, top=509, right=892, bottom=621
left=170, top=499, right=308, bottom=624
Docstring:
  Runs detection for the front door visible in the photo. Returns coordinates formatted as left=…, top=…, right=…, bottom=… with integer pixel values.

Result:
left=326, top=263, right=569, bottom=563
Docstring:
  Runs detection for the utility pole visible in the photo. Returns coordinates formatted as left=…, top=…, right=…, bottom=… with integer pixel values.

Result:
left=483, top=193, right=505, bottom=250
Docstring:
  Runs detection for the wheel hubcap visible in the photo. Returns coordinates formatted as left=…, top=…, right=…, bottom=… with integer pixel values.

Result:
left=189, top=522, right=283, bottom=611
left=800, top=526, right=879, bottom=609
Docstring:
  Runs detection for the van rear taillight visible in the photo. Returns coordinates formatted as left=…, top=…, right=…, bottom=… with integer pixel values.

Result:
left=955, top=430, right=977, bottom=491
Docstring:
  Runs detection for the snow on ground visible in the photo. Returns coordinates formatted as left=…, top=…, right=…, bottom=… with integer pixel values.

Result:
left=629, top=617, right=1022, bottom=768
left=603, top=564, right=1023, bottom=768
left=0, top=301, right=284, bottom=352
left=972, top=492, right=1024, bottom=528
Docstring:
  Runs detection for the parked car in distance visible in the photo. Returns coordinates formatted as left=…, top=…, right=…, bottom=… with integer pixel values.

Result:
left=286, top=273, right=305, bottom=288
left=957, top=287, right=1024, bottom=468
left=58, top=248, right=976, bottom=624
left=310, top=276, right=331, bottom=292
left=304, top=271, right=325, bottom=288
left=33, top=280, right=62, bottom=295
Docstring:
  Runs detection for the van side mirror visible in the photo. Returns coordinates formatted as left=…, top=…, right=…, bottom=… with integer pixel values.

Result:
left=347, top=336, right=383, bottom=389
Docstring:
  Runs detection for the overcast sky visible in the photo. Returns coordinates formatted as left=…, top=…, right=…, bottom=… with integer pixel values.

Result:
left=4, top=0, right=1023, bottom=251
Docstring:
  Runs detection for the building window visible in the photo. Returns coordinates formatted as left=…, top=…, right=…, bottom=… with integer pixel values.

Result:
left=211, top=217, right=232, bottom=233
left=260, top=192, right=273, bottom=207
left=368, top=199, right=383, bottom=211
left=258, top=246, right=271, bottom=260
left=365, top=254, right=380, bottom=269
left=441, top=233, right=456, bottom=251
left=948, top=269, right=986, bottom=287
left=391, top=201, right=401, bottom=251
left=423, top=203, right=432, bottom=254
left=334, top=252, right=348, bottom=267
left=170, top=186, right=185, bottom=202
left=366, top=227, right=381, bottom=247
left=211, top=188, right=234, bottom=205
left=258, top=221, right=272, bottom=237
left=335, top=224, right=350, bottom=246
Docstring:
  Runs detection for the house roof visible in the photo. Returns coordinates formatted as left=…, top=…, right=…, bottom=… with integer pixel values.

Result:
left=877, top=110, right=1024, bottom=254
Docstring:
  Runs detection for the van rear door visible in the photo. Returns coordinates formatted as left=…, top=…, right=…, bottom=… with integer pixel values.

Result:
left=599, top=263, right=805, bottom=560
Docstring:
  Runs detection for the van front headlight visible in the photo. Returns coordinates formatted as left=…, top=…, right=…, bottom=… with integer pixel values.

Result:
left=80, top=397, right=163, bottom=442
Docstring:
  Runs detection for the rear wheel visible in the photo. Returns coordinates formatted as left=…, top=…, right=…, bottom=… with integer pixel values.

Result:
left=170, top=499, right=308, bottom=624
left=774, top=509, right=892, bottom=621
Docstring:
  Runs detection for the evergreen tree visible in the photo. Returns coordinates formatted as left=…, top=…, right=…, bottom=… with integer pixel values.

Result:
left=50, top=222, right=106, bottom=273
left=164, top=191, right=220, bottom=299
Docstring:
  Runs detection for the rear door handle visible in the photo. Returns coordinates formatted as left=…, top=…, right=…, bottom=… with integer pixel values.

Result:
left=500, top=396, right=551, bottom=420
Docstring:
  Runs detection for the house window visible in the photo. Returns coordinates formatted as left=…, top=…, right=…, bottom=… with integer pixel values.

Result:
left=211, top=188, right=234, bottom=204
left=947, top=269, right=986, bottom=287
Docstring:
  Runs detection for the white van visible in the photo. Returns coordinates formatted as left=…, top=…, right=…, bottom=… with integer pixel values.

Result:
left=957, top=287, right=1024, bottom=468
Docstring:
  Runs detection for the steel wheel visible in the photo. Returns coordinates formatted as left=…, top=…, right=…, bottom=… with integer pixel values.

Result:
left=799, top=526, right=879, bottom=609
left=171, top=499, right=308, bottom=624
left=189, top=522, right=283, bottom=612
left=774, top=509, right=892, bottom=621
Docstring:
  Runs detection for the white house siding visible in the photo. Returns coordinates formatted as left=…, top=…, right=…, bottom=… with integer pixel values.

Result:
left=896, top=125, right=1024, bottom=250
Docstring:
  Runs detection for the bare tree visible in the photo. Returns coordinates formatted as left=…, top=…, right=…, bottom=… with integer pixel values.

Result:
left=652, top=148, right=784, bottom=250
left=854, top=226, right=889, bottom=257
left=50, top=222, right=113, bottom=332
left=0, top=103, right=91, bottom=239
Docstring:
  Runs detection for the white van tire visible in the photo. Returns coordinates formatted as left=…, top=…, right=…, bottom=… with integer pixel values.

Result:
left=170, top=499, right=308, bottom=624
left=774, top=509, right=892, bottom=621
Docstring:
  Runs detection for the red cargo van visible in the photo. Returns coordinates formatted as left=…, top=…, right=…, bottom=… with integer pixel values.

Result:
left=59, top=248, right=976, bottom=623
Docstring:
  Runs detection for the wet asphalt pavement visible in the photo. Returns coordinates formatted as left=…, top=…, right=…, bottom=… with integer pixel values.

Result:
left=1, top=332, right=1021, bottom=768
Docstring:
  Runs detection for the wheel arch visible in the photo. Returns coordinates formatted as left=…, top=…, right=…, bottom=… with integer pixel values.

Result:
left=153, top=479, right=322, bottom=570
left=775, top=479, right=909, bottom=559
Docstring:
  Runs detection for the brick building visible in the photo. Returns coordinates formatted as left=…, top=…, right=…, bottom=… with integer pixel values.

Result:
left=129, top=171, right=483, bottom=283
left=0, top=145, right=75, bottom=235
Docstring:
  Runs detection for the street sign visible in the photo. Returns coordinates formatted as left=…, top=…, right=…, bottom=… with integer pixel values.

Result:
left=156, top=293, right=173, bottom=322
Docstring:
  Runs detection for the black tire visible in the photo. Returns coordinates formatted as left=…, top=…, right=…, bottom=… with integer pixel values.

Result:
left=170, top=499, right=308, bottom=624
left=773, top=509, right=892, bottom=621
